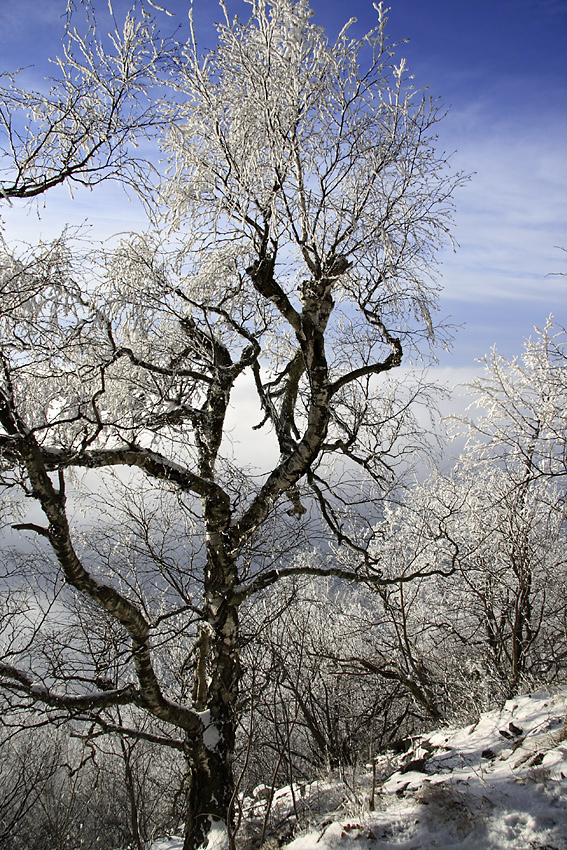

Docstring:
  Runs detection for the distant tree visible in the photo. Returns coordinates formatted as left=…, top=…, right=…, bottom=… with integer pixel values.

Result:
left=0, top=714, right=180, bottom=850
left=452, top=318, right=567, bottom=488
left=370, top=463, right=566, bottom=712
left=447, top=320, right=567, bottom=697
left=353, top=322, right=567, bottom=716
left=0, top=2, right=462, bottom=847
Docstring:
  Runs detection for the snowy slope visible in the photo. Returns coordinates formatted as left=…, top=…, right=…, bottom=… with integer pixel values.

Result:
left=152, top=688, right=567, bottom=850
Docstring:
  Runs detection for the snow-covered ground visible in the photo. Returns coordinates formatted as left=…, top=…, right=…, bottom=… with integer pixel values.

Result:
left=152, top=688, right=567, bottom=850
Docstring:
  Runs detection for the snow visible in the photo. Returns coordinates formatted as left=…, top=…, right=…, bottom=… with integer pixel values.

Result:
left=198, top=709, right=222, bottom=751
left=203, top=723, right=221, bottom=751
left=151, top=688, right=567, bottom=850
left=204, top=822, right=229, bottom=850
left=150, top=820, right=227, bottom=850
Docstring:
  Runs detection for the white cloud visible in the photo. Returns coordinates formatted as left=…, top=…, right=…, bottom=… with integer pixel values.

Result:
left=1, top=181, right=149, bottom=245
left=436, top=108, right=567, bottom=305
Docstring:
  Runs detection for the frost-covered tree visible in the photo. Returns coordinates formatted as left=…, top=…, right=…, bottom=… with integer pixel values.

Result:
left=0, top=2, right=462, bottom=847
left=367, top=464, right=566, bottom=714
left=447, top=320, right=567, bottom=698
left=453, top=318, right=567, bottom=488
left=354, top=323, right=567, bottom=717
left=0, top=713, right=180, bottom=850
left=0, top=2, right=165, bottom=201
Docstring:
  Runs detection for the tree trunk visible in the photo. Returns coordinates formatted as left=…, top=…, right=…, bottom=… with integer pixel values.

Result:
left=182, top=725, right=235, bottom=850
left=182, top=546, right=241, bottom=850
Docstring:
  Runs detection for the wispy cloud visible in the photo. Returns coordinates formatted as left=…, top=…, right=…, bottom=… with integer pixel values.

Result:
left=437, top=104, right=566, bottom=305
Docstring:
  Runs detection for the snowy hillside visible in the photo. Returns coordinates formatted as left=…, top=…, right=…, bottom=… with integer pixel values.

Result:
left=153, top=689, right=567, bottom=850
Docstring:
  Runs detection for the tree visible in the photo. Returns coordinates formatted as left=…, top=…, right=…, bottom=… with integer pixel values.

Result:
left=0, top=2, right=462, bottom=847
left=0, top=2, right=165, bottom=202
left=355, top=322, right=567, bottom=718
left=452, top=318, right=567, bottom=488
left=0, top=712, right=181, bottom=850
left=368, top=463, right=566, bottom=713
left=447, top=319, right=567, bottom=697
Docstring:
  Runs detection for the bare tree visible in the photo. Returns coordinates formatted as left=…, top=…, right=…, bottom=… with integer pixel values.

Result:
left=355, top=325, right=567, bottom=719
left=368, top=463, right=566, bottom=713
left=446, top=320, right=567, bottom=697
left=0, top=2, right=166, bottom=202
left=0, top=711, right=180, bottom=850
left=0, top=2, right=463, bottom=847
left=452, top=318, right=567, bottom=488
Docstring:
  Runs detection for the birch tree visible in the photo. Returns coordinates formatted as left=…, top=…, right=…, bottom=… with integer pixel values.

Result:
left=0, top=2, right=462, bottom=847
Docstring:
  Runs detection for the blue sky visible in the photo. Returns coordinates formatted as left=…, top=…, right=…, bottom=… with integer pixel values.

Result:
left=1, top=0, right=566, bottom=368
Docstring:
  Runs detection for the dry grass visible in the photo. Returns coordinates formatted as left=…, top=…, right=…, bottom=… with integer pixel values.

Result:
left=415, top=781, right=489, bottom=838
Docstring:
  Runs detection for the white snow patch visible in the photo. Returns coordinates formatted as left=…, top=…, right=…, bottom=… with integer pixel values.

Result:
left=204, top=820, right=228, bottom=850
left=150, top=838, right=183, bottom=850
left=147, top=819, right=228, bottom=850
left=198, top=709, right=222, bottom=751
left=203, top=723, right=221, bottom=750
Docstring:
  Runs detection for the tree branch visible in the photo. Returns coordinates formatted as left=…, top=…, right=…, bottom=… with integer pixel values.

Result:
left=0, top=662, right=139, bottom=711
left=39, top=446, right=225, bottom=501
